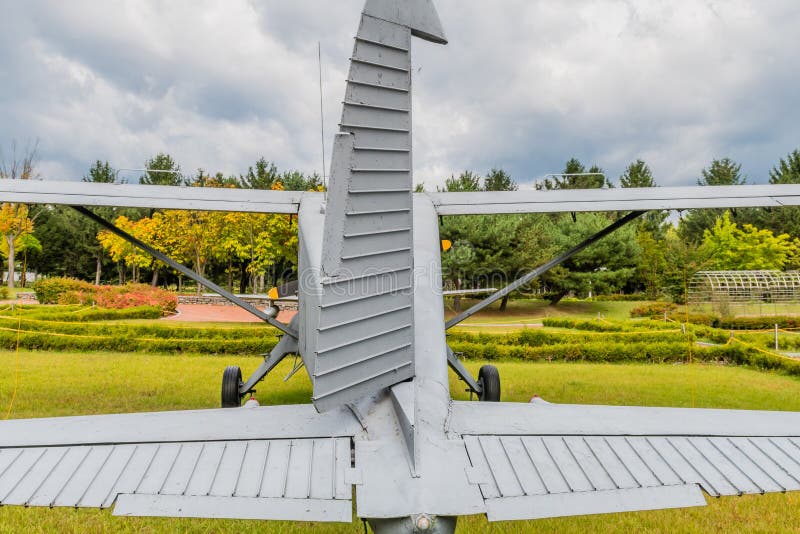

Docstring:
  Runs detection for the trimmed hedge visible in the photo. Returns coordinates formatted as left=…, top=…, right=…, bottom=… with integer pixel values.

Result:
left=4, top=306, right=165, bottom=322
left=0, top=329, right=277, bottom=355
left=448, top=329, right=691, bottom=347
left=630, top=302, right=677, bottom=318
left=0, top=315, right=278, bottom=341
left=541, top=318, right=678, bottom=332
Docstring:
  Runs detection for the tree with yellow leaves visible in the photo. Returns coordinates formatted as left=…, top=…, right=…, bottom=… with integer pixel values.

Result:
left=0, top=140, right=39, bottom=289
left=97, top=216, right=153, bottom=283
left=0, top=203, right=34, bottom=289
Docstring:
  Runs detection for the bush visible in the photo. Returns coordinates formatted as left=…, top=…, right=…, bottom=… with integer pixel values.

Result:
left=716, top=315, right=800, bottom=330
left=594, top=293, right=648, bottom=302
left=94, top=284, right=177, bottom=313
left=32, top=278, right=177, bottom=313
left=33, top=278, right=94, bottom=304
left=630, top=302, right=677, bottom=318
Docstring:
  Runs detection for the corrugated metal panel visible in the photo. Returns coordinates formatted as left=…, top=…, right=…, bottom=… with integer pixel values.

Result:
left=463, top=435, right=800, bottom=521
left=313, top=13, right=415, bottom=412
left=0, top=438, right=352, bottom=522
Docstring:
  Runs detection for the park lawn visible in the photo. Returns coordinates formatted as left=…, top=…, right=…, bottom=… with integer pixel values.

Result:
left=444, top=298, right=648, bottom=326
left=3, top=352, right=800, bottom=532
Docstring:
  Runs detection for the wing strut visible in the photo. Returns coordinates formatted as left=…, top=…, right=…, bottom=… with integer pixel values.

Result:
left=71, top=206, right=297, bottom=338
left=445, top=210, right=645, bottom=329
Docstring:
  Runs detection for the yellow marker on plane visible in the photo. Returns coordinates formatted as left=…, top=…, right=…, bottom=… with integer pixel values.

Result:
left=267, top=287, right=279, bottom=300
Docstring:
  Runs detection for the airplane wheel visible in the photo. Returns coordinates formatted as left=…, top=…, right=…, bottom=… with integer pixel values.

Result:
left=478, top=365, right=500, bottom=402
left=221, top=366, right=243, bottom=408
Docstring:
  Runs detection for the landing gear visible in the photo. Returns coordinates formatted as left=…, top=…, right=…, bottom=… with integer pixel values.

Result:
left=477, top=365, right=500, bottom=402
left=221, top=366, right=244, bottom=408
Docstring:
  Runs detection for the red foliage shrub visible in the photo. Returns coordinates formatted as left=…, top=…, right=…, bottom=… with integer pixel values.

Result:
left=33, top=277, right=177, bottom=314
left=94, top=284, right=177, bottom=313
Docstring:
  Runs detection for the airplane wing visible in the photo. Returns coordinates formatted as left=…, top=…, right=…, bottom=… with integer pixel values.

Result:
left=0, top=405, right=360, bottom=522
left=0, top=178, right=304, bottom=213
left=427, top=184, right=800, bottom=215
left=448, top=400, right=800, bottom=521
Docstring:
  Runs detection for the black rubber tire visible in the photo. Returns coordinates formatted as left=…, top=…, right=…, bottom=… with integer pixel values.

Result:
left=478, top=365, right=501, bottom=402
left=221, top=366, right=243, bottom=408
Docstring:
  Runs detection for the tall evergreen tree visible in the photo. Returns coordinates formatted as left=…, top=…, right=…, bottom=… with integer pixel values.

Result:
left=619, top=159, right=666, bottom=238
left=537, top=158, right=611, bottom=190
left=484, top=168, right=517, bottom=191
left=619, top=159, right=655, bottom=188
left=139, top=153, right=182, bottom=186
left=442, top=171, right=481, bottom=192
left=240, top=158, right=280, bottom=189
left=83, top=160, right=116, bottom=183
left=680, top=158, right=748, bottom=244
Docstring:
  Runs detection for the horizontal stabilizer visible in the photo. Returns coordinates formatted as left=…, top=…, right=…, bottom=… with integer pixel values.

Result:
left=0, top=406, right=358, bottom=521
left=453, top=401, right=800, bottom=521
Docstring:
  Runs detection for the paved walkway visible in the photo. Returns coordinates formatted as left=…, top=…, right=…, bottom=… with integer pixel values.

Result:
left=165, top=304, right=297, bottom=323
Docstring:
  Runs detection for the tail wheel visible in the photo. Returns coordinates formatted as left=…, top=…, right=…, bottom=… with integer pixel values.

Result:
left=221, top=366, right=243, bottom=408
left=478, top=365, right=501, bottom=402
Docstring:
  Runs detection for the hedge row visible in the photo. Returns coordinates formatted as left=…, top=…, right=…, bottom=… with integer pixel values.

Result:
left=541, top=317, right=677, bottom=332
left=0, top=329, right=278, bottom=355
left=0, top=315, right=278, bottom=341
left=450, top=338, right=800, bottom=376
left=447, top=329, right=691, bottom=347
left=0, top=306, right=164, bottom=322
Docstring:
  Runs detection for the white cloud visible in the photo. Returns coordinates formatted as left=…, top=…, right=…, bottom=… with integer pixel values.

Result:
left=1, top=0, right=798, bottom=188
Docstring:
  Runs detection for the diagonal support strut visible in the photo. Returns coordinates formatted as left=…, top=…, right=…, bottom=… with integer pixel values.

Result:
left=445, top=210, right=645, bottom=329
left=72, top=206, right=297, bottom=338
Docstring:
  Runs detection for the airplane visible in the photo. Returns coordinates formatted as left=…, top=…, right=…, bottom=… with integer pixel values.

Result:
left=3, top=1, right=800, bottom=532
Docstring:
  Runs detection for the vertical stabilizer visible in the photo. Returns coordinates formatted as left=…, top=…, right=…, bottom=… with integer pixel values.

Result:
left=312, top=3, right=445, bottom=412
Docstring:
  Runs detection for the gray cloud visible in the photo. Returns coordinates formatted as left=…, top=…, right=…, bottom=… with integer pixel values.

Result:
left=0, top=0, right=798, bottom=188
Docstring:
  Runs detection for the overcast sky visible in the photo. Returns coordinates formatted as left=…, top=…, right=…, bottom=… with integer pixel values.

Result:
left=1, top=0, right=798, bottom=189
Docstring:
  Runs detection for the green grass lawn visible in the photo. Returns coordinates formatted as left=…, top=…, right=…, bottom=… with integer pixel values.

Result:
left=4, top=351, right=800, bottom=532
left=445, top=298, right=646, bottom=328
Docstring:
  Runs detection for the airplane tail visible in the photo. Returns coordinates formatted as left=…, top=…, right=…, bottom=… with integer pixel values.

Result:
left=311, top=5, right=445, bottom=411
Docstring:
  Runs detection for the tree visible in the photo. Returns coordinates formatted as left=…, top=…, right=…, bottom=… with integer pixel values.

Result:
left=0, top=140, right=38, bottom=288
left=699, top=158, right=746, bottom=186
left=279, top=170, right=323, bottom=191
left=240, top=158, right=280, bottom=189
left=540, top=213, right=641, bottom=303
left=83, top=160, right=116, bottom=183
left=139, top=153, right=182, bottom=186
left=440, top=213, right=549, bottom=311
left=680, top=158, right=748, bottom=244
left=441, top=171, right=481, bottom=192
left=537, top=158, right=611, bottom=190
left=484, top=168, right=517, bottom=191
left=97, top=216, right=153, bottom=283
left=636, top=231, right=667, bottom=299
left=698, top=211, right=798, bottom=271
left=619, top=159, right=667, bottom=238
left=619, top=159, right=655, bottom=188
left=756, top=149, right=800, bottom=242
left=769, top=149, right=800, bottom=184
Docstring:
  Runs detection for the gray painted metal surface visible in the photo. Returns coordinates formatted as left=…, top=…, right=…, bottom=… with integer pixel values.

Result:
left=311, top=6, right=447, bottom=412
left=0, top=438, right=352, bottom=522
left=428, top=184, right=800, bottom=215
left=0, top=404, right=359, bottom=448
left=0, top=178, right=301, bottom=213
